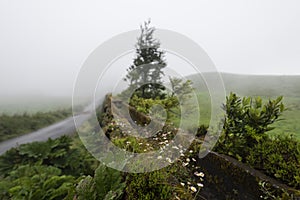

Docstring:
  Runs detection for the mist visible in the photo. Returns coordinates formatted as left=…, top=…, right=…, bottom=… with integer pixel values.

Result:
left=1, top=0, right=300, bottom=110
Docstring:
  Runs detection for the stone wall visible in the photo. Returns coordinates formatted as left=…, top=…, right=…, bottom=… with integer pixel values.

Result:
left=101, top=94, right=300, bottom=199
left=197, top=151, right=299, bottom=199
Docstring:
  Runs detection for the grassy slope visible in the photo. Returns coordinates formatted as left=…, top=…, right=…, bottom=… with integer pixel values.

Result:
left=187, top=72, right=300, bottom=97
left=187, top=73, right=300, bottom=139
left=269, top=96, right=300, bottom=139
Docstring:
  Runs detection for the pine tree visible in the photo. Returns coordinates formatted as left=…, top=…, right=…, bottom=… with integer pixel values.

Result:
left=124, top=19, right=166, bottom=99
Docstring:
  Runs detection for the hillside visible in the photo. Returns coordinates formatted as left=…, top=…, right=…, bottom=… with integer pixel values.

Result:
left=187, top=72, right=300, bottom=139
left=187, top=72, right=300, bottom=97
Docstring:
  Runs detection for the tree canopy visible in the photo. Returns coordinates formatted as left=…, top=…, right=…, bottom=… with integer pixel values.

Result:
left=124, top=19, right=166, bottom=99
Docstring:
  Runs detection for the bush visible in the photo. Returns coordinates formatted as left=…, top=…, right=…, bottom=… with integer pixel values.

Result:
left=0, top=136, right=99, bottom=200
left=73, top=164, right=126, bottom=200
left=215, top=93, right=285, bottom=161
left=247, top=135, right=300, bottom=188
left=125, top=171, right=173, bottom=200
left=215, top=93, right=300, bottom=190
left=0, top=165, right=75, bottom=200
left=0, top=136, right=98, bottom=177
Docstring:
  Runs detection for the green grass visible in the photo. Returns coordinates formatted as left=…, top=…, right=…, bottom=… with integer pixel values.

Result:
left=194, top=92, right=300, bottom=140
left=268, top=96, right=300, bottom=139
left=197, top=92, right=212, bottom=126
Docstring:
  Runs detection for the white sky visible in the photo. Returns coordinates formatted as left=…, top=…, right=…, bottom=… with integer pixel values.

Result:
left=0, top=0, right=300, bottom=97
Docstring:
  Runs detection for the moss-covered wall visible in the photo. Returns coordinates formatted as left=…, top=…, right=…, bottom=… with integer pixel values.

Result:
left=100, top=95, right=299, bottom=199
left=197, top=151, right=299, bottom=199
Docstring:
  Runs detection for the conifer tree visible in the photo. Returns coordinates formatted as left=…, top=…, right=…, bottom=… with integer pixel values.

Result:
left=124, top=19, right=166, bottom=99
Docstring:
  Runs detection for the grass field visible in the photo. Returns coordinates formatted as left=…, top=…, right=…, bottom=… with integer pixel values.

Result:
left=195, top=92, right=300, bottom=140
left=267, top=96, right=300, bottom=139
left=187, top=73, right=300, bottom=140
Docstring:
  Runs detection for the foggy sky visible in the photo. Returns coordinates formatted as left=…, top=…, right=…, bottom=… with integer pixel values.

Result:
left=1, top=0, right=300, bottom=97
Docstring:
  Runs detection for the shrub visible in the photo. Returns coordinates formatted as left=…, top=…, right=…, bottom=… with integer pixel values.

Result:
left=125, top=170, right=173, bottom=200
left=74, top=164, right=126, bottom=200
left=247, top=135, right=300, bottom=188
left=215, top=93, right=285, bottom=160
left=1, top=165, right=75, bottom=200
left=0, top=136, right=98, bottom=177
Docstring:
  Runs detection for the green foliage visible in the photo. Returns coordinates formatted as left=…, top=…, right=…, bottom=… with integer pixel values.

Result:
left=0, top=136, right=97, bottom=177
left=124, top=19, right=166, bottom=99
left=1, top=164, right=75, bottom=200
left=125, top=170, right=173, bottom=200
left=94, top=164, right=125, bottom=200
left=0, top=136, right=98, bottom=200
left=247, top=135, right=300, bottom=188
left=0, top=109, right=71, bottom=142
left=74, top=164, right=126, bottom=200
left=0, top=112, right=92, bottom=200
left=128, top=94, right=184, bottom=126
left=95, top=94, right=205, bottom=200
left=215, top=92, right=300, bottom=190
left=169, top=77, right=194, bottom=101
left=224, top=93, right=284, bottom=135
left=112, top=136, right=144, bottom=153
left=1, top=89, right=206, bottom=200
left=127, top=78, right=194, bottom=118
left=216, top=93, right=285, bottom=160
left=124, top=145, right=204, bottom=200
left=129, top=95, right=164, bottom=114
left=75, top=176, right=97, bottom=200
